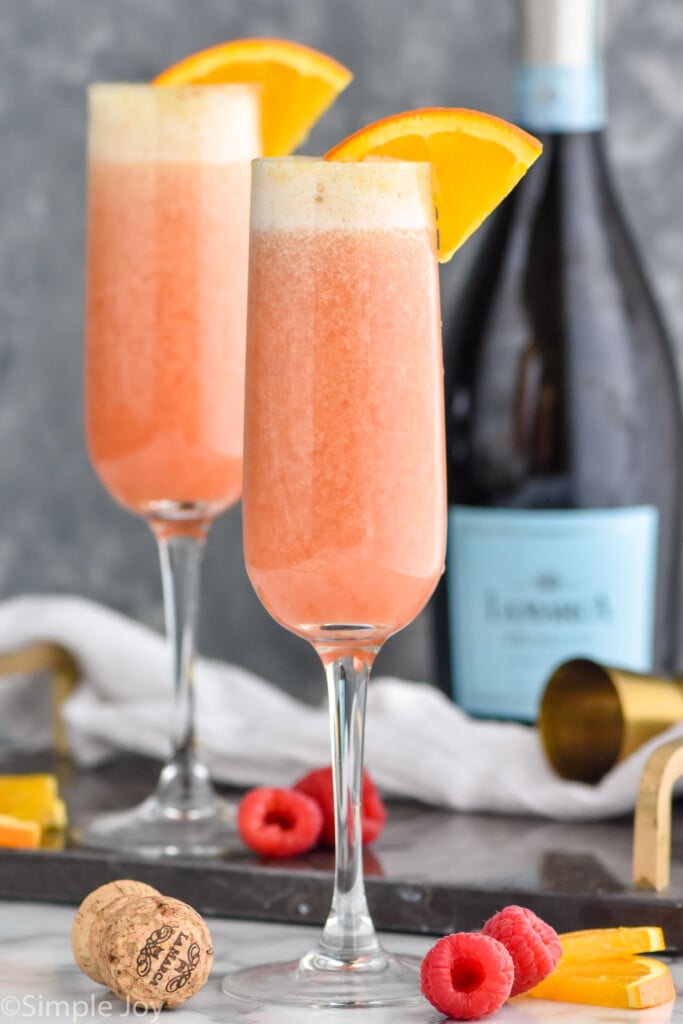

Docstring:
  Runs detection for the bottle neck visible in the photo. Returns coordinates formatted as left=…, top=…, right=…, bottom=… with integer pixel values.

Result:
left=514, top=0, right=605, bottom=134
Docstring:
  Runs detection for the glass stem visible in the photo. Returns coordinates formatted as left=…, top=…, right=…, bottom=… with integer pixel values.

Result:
left=155, top=532, right=213, bottom=814
left=317, top=652, right=384, bottom=964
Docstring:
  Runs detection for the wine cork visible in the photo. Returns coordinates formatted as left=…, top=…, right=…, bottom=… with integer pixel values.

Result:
left=71, top=880, right=159, bottom=984
left=72, top=881, right=213, bottom=1009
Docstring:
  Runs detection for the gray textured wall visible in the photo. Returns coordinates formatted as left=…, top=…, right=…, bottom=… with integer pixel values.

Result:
left=1, top=0, right=681, bottom=702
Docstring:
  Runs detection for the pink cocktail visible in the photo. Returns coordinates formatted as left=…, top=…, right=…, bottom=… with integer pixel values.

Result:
left=226, top=158, right=445, bottom=1006
left=87, top=84, right=257, bottom=519
left=84, top=84, right=260, bottom=856
left=244, top=164, right=444, bottom=639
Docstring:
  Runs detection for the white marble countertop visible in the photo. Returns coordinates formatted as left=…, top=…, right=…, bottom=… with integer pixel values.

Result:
left=0, top=900, right=679, bottom=1023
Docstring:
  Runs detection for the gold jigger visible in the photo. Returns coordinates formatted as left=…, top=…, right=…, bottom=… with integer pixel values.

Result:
left=538, top=658, right=683, bottom=783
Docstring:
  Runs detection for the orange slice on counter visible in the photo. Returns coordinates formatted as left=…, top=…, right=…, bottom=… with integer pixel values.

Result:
left=527, top=955, right=674, bottom=1010
left=154, top=38, right=353, bottom=157
left=325, top=107, right=542, bottom=262
left=559, top=925, right=666, bottom=962
left=0, top=813, right=41, bottom=849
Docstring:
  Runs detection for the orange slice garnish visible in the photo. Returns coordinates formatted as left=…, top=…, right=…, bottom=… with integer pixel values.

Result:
left=527, top=955, right=674, bottom=1009
left=325, top=107, right=542, bottom=262
left=0, top=813, right=41, bottom=849
left=559, top=926, right=666, bottom=962
left=154, top=38, right=352, bottom=157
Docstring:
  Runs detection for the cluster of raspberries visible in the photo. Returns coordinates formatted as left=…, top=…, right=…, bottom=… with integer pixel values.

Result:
left=237, top=773, right=560, bottom=1020
left=421, top=905, right=562, bottom=1019
left=237, top=766, right=386, bottom=857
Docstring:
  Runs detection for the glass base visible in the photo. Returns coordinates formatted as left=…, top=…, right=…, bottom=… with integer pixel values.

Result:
left=79, top=783, right=238, bottom=858
left=222, top=948, right=424, bottom=1009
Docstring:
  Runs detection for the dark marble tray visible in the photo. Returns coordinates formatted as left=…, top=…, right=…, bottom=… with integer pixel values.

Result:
left=1, top=751, right=683, bottom=943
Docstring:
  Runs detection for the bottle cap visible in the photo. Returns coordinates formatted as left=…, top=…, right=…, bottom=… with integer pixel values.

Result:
left=514, top=0, right=606, bottom=131
left=518, top=0, right=604, bottom=69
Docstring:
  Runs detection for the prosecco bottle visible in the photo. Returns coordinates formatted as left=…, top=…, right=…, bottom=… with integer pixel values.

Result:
left=436, top=0, right=682, bottom=720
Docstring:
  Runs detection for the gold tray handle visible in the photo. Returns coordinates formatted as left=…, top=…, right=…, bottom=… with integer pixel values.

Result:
left=632, top=737, right=683, bottom=891
left=0, top=642, right=80, bottom=757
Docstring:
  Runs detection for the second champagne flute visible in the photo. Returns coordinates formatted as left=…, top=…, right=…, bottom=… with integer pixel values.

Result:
left=83, top=84, right=260, bottom=856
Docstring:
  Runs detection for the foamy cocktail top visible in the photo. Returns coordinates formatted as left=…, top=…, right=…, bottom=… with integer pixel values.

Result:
left=88, top=83, right=261, bottom=163
left=250, top=157, right=437, bottom=234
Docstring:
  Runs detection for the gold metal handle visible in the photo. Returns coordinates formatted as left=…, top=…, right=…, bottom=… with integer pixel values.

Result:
left=0, top=642, right=80, bottom=756
left=632, top=737, right=683, bottom=892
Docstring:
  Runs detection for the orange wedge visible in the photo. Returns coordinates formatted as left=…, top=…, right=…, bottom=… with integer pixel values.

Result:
left=0, top=813, right=41, bottom=849
left=325, top=107, right=542, bottom=262
left=0, top=773, right=66, bottom=829
left=154, top=38, right=352, bottom=157
left=559, top=926, right=666, bottom=962
left=527, top=955, right=674, bottom=1009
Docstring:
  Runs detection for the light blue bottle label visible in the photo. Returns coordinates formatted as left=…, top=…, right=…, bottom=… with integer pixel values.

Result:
left=446, top=506, right=658, bottom=720
left=514, top=65, right=605, bottom=132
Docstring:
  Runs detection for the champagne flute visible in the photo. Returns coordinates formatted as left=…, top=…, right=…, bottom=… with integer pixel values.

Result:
left=223, top=156, right=445, bottom=1006
left=82, top=84, right=260, bottom=856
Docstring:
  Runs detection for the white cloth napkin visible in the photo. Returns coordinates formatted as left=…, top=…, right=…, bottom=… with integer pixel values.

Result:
left=0, top=594, right=680, bottom=822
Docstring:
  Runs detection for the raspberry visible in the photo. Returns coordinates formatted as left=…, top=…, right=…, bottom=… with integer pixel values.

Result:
left=293, top=765, right=387, bottom=846
left=482, top=905, right=562, bottom=996
left=420, top=933, right=514, bottom=1020
left=237, top=787, right=322, bottom=858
